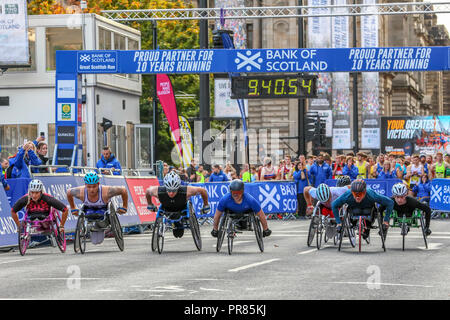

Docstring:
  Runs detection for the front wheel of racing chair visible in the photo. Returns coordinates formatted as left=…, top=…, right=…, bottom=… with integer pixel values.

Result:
left=418, top=211, right=428, bottom=249
left=307, top=203, right=320, bottom=247
left=251, top=214, right=264, bottom=253
left=316, top=208, right=324, bottom=250
left=338, top=205, right=356, bottom=251
left=151, top=216, right=165, bottom=253
left=18, top=220, right=30, bottom=256
left=188, top=202, right=202, bottom=251
left=109, top=203, right=124, bottom=252
left=226, top=216, right=235, bottom=255
left=376, top=207, right=387, bottom=252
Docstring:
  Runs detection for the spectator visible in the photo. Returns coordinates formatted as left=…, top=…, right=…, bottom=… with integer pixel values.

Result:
left=186, top=158, right=197, bottom=182
left=203, top=170, right=210, bottom=182
left=280, top=155, right=294, bottom=180
left=420, top=154, right=429, bottom=175
left=241, top=164, right=251, bottom=182
left=431, top=152, right=449, bottom=179
left=209, top=164, right=229, bottom=182
left=96, top=146, right=122, bottom=175
left=405, top=155, right=424, bottom=189
left=250, top=165, right=258, bottom=182
left=224, top=162, right=236, bottom=180
left=178, top=167, right=189, bottom=182
left=309, top=153, right=332, bottom=187
left=378, top=161, right=396, bottom=179
left=10, top=141, right=42, bottom=179
left=332, top=155, right=346, bottom=178
left=323, top=153, right=332, bottom=167
left=293, top=161, right=311, bottom=219
left=372, top=154, right=386, bottom=179
left=412, top=174, right=431, bottom=203
left=1, top=158, right=8, bottom=178
left=306, top=155, right=314, bottom=170
left=162, top=162, right=169, bottom=177
left=275, top=159, right=285, bottom=180
left=394, top=157, right=407, bottom=179
left=32, top=141, right=50, bottom=173
left=260, top=157, right=277, bottom=181
left=342, top=156, right=359, bottom=180
left=230, top=171, right=238, bottom=180
left=367, top=155, right=377, bottom=179
left=196, top=165, right=206, bottom=183
left=355, top=152, right=369, bottom=179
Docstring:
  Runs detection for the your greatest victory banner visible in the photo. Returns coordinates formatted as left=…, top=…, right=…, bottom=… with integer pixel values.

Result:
left=55, top=47, right=450, bottom=74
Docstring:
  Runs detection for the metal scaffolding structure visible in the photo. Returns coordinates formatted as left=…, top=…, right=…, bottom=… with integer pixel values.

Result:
left=102, top=2, right=450, bottom=21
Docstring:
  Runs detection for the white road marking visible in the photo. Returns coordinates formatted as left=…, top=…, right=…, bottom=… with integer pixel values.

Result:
left=200, top=287, right=231, bottom=292
left=26, top=278, right=103, bottom=280
left=418, top=243, right=443, bottom=250
left=328, top=281, right=434, bottom=288
left=297, top=249, right=318, bottom=255
left=228, top=259, right=280, bottom=272
left=0, top=258, right=34, bottom=265
left=96, top=289, right=120, bottom=292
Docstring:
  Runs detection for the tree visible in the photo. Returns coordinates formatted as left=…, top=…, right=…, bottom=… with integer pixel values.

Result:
left=28, top=0, right=202, bottom=165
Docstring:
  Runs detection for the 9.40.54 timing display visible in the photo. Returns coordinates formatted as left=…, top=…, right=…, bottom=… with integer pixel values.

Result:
left=231, top=75, right=318, bottom=99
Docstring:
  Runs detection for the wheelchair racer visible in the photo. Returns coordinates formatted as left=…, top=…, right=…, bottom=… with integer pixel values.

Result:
left=380, top=183, right=432, bottom=236
left=332, top=179, right=394, bottom=240
left=303, top=175, right=352, bottom=218
left=211, top=179, right=272, bottom=238
left=11, top=179, right=69, bottom=233
left=67, top=171, right=128, bottom=245
left=145, top=171, right=210, bottom=238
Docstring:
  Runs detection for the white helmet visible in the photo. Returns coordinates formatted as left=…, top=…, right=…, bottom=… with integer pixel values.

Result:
left=392, top=183, right=408, bottom=197
left=163, top=171, right=181, bottom=192
left=28, top=179, right=44, bottom=193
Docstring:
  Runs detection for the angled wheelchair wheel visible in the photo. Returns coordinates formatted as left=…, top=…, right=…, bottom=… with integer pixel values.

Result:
left=316, top=215, right=323, bottom=250
left=252, top=214, right=264, bottom=253
left=151, top=217, right=162, bottom=253
left=51, top=210, right=66, bottom=253
left=109, top=208, right=124, bottom=252
left=227, top=217, right=234, bottom=255
left=377, top=211, right=386, bottom=252
left=157, top=218, right=165, bottom=254
left=419, top=215, right=428, bottom=249
left=307, top=212, right=318, bottom=247
left=188, top=202, right=202, bottom=251
left=75, top=215, right=87, bottom=254
left=18, top=221, right=29, bottom=256
left=216, top=216, right=226, bottom=253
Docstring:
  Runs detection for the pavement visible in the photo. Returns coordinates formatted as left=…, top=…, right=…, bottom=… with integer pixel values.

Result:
left=0, top=219, right=449, bottom=300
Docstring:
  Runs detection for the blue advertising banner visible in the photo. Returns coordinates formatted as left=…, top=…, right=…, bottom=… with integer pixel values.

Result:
left=326, top=179, right=401, bottom=197
left=56, top=47, right=450, bottom=75
left=430, top=179, right=450, bottom=211
left=190, top=181, right=298, bottom=217
left=0, top=186, right=17, bottom=248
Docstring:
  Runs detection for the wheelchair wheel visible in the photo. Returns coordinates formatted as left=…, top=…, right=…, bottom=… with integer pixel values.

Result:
left=151, top=217, right=162, bottom=252
left=75, top=215, right=87, bottom=254
left=52, top=210, right=66, bottom=253
left=109, top=209, right=124, bottom=252
left=252, top=214, right=264, bottom=253
left=157, top=218, right=165, bottom=254
left=227, top=217, right=234, bottom=255
left=377, top=211, right=386, bottom=252
left=358, top=217, right=363, bottom=253
left=419, top=215, right=428, bottom=249
left=188, top=202, right=202, bottom=251
left=316, top=215, right=323, bottom=250
left=18, top=221, right=29, bottom=256
left=307, top=213, right=318, bottom=247
left=216, top=216, right=226, bottom=253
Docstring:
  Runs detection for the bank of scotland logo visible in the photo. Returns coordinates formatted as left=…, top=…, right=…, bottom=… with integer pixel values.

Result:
left=80, top=54, right=90, bottom=62
left=258, top=185, right=281, bottom=212
left=235, top=51, right=263, bottom=71
left=431, top=185, right=442, bottom=203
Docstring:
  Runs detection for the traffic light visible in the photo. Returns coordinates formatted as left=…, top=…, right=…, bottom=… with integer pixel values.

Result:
left=305, top=112, right=319, bottom=141
left=101, top=117, right=113, bottom=131
left=212, top=29, right=234, bottom=49
left=319, top=119, right=327, bottom=146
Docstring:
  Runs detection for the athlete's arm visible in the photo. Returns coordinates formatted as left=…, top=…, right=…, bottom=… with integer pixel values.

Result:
left=11, top=196, right=28, bottom=228
left=186, top=186, right=209, bottom=206
left=332, top=191, right=351, bottom=225
left=66, top=186, right=84, bottom=212
left=303, top=186, right=314, bottom=206
left=43, top=194, right=69, bottom=230
left=369, top=190, right=394, bottom=223
left=105, top=186, right=128, bottom=212
left=145, top=186, right=159, bottom=205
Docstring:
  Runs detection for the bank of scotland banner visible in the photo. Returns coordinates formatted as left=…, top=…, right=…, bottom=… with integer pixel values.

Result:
left=430, top=179, right=450, bottom=211
left=190, top=182, right=298, bottom=217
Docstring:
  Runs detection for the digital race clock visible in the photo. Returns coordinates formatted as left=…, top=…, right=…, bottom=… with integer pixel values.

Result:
left=231, top=75, right=318, bottom=99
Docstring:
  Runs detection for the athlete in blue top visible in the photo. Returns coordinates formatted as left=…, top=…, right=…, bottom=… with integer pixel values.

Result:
left=332, top=179, right=394, bottom=239
left=211, top=179, right=271, bottom=237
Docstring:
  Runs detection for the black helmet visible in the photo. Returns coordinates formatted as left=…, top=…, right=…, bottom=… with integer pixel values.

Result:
left=351, top=179, right=366, bottom=193
left=336, top=175, right=351, bottom=187
left=229, top=179, right=244, bottom=192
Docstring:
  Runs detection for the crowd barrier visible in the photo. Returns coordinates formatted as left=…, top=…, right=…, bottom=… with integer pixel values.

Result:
left=0, top=187, right=17, bottom=248
left=430, top=179, right=450, bottom=212
left=326, top=179, right=402, bottom=197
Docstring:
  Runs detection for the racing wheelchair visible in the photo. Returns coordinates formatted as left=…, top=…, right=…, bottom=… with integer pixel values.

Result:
left=338, top=205, right=386, bottom=253
left=216, top=209, right=263, bottom=255
left=73, top=202, right=124, bottom=254
left=18, top=208, right=66, bottom=256
left=307, top=202, right=339, bottom=250
left=151, top=201, right=201, bottom=254
left=390, top=209, right=428, bottom=251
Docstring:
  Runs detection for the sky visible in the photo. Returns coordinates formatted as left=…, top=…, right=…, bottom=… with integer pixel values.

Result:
left=424, top=0, right=450, bottom=34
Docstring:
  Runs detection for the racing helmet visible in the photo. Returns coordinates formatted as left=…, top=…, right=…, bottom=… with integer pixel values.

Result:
left=164, top=171, right=181, bottom=192
left=392, top=183, right=408, bottom=197
left=28, top=179, right=44, bottom=193
left=84, top=171, right=99, bottom=185
left=229, top=179, right=245, bottom=192
left=336, top=175, right=351, bottom=187
left=316, top=183, right=331, bottom=203
left=351, top=179, right=366, bottom=193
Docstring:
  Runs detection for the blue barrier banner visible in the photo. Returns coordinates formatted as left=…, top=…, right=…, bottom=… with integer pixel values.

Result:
left=56, top=47, right=450, bottom=75
left=190, top=181, right=298, bottom=217
left=326, top=179, right=401, bottom=197
left=0, top=186, right=17, bottom=248
left=430, top=179, right=450, bottom=211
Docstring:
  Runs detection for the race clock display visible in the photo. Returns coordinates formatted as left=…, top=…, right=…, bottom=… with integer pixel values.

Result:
left=231, top=75, right=318, bottom=99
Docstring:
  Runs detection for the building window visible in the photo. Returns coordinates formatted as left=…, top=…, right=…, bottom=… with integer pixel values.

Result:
left=8, top=28, right=36, bottom=72
left=128, top=38, right=140, bottom=81
left=0, top=124, right=38, bottom=158
left=246, top=23, right=253, bottom=49
left=46, top=27, right=82, bottom=71
left=99, top=28, right=112, bottom=50
left=114, top=33, right=126, bottom=50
